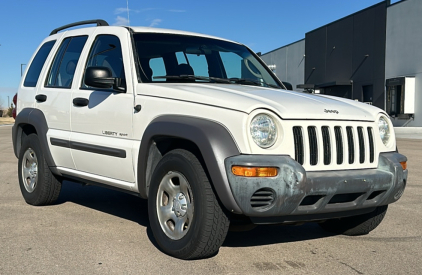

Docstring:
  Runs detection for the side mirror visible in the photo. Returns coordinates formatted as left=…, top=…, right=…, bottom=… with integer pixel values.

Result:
left=84, top=67, right=125, bottom=92
left=282, top=81, right=293, bottom=91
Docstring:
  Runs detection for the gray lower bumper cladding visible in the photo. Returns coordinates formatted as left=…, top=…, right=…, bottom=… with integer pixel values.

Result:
left=224, top=152, right=407, bottom=222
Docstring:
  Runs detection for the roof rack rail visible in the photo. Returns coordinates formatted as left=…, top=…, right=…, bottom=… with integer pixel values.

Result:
left=50, top=19, right=109, bottom=35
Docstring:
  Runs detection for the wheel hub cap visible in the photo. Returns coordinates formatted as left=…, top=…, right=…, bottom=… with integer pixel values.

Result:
left=156, top=171, right=194, bottom=240
left=21, top=148, right=38, bottom=193
left=173, top=193, right=188, bottom=217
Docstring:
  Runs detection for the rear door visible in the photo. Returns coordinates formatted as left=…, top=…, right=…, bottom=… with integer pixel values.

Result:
left=36, top=34, right=89, bottom=170
left=69, top=28, right=135, bottom=190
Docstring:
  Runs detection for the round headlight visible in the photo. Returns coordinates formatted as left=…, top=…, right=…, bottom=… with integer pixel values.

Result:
left=378, top=116, right=391, bottom=146
left=250, top=114, right=277, bottom=148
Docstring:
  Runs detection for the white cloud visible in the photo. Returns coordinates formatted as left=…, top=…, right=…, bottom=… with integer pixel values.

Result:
left=114, top=7, right=139, bottom=14
left=149, top=19, right=162, bottom=27
left=168, top=9, right=186, bottom=13
left=140, top=8, right=157, bottom=12
left=113, top=16, right=129, bottom=26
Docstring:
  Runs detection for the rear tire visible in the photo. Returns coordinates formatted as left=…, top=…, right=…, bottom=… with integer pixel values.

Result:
left=148, top=149, right=230, bottom=259
left=18, top=133, right=61, bottom=206
left=318, top=205, right=388, bottom=236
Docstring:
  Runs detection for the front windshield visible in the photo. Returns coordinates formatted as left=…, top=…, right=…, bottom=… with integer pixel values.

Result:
left=133, top=33, right=281, bottom=88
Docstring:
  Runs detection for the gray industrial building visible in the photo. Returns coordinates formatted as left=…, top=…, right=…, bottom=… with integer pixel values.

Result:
left=261, top=0, right=421, bottom=127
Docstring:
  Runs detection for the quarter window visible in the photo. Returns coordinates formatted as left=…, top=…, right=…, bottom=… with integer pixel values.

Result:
left=46, top=36, right=88, bottom=88
left=23, top=40, right=56, bottom=87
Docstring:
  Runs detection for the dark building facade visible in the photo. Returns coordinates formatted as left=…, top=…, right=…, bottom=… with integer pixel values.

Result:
left=262, top=0, right=422, bottom=126
left=301, top=1, right=389, bottom=110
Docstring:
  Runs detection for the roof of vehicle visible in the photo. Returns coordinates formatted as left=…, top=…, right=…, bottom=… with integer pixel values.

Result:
left=129, top=26, right=237, bottom=44
left=49, top=19, right=239, bottom=45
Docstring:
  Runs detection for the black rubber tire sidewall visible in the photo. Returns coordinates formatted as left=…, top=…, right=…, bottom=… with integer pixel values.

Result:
left=148, top=150, right=220, bottom=259
left=18, top=134, right=59, bottom=205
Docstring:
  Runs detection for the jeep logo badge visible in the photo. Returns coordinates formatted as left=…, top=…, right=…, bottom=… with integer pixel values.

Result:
left=324, top=109, right=339, bottom=114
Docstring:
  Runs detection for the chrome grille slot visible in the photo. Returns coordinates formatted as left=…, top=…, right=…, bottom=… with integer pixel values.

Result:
left=346, top=126, right=355, bottom=164
left=357, top=127, right=365, bottom=163
left=308, top=126, right=318, bottom=166
left=334, top=126, right=343, bottom=164
left=368, top=127, right=375, bottom=163
left=322, top=126, right=331, bottom=165
left=293, top=126, right=304, bottom=165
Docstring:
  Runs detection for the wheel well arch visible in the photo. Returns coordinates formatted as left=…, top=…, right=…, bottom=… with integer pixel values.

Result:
left=137, top=115, right=243, bottom=214
left=12, top=108, right=60, bottom=175
left=14, top=123, right=38, bottom=158
left=144, top=136, right=208, bottom=197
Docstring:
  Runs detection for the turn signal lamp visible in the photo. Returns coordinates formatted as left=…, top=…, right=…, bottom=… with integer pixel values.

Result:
left=400, top=161, right=407, bottom=170
left=232, top=166, right=278, bottom=177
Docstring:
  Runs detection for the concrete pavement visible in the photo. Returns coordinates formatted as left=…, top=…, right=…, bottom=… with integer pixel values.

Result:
left=0, top=125, right=421, bottom=274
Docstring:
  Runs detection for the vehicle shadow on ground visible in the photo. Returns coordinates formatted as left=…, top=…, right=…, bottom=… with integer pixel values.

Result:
left=56, top=180, right=150, bottom=227
left=56, top=180, right=335, bottom=249
left=223, top=223, right=334, bottom=247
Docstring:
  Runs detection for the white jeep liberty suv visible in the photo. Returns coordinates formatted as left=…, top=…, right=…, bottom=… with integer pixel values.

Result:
left=12, top=20, right=408, bottom=259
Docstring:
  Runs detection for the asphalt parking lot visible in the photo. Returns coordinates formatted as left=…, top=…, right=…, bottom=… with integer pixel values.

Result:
left=0, top=124, right=421, bottom=275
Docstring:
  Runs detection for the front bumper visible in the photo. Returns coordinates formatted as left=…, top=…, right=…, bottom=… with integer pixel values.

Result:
left=225, top=152, right=407, bottom=222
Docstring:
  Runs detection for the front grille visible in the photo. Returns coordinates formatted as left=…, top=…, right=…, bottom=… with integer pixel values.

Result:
left=292, top=125, right=375, bottom=168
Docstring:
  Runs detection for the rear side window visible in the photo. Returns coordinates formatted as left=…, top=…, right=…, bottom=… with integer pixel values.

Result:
left=46, top=36, right=88, bottom=88
left=23, top=40, right=56, bottom=87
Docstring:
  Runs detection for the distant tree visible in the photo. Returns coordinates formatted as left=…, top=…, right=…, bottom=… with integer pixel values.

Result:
left=6, top=103, right=14, bottom=117
left=0, top=98, right=4, bottom=117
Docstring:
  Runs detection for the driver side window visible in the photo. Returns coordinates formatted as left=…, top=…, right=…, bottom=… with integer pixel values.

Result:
left=83, top=35, right=125, bottom=88
left=219, top=52, right=242, bottom=79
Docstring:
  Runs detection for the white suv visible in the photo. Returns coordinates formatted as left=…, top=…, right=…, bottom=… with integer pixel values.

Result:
left=12, top=20, right=408, bottom=259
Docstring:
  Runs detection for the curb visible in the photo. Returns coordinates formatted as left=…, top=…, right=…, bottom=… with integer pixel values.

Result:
left=394, top=127, right=422, bottom=134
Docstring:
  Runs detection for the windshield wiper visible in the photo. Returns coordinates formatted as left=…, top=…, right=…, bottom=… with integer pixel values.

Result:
left=153, top=75, right=281, bottom=89
left=229, top=78, right=281, bottom=89
left=154, top=75, right=231, bottom=83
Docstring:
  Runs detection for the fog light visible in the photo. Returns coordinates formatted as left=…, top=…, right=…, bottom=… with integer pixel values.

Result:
left=232, top=166, right=278, bottom=177
left=400, top=161, right=407, bottom=170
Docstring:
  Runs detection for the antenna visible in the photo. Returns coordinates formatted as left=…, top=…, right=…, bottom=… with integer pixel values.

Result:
left=127, top=0, right=130, bottom=26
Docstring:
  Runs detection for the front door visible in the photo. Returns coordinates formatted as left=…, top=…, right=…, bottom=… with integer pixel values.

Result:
left=70, top=29, right=135, bottom=189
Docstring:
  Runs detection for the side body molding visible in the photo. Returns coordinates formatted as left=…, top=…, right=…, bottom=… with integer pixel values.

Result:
left=12, top=108, right=60, bottom=175
left=138, top=115, right=243, bottom=214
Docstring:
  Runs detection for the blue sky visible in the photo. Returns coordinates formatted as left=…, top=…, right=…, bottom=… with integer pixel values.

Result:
left=0, top=0, right=398, bottom=108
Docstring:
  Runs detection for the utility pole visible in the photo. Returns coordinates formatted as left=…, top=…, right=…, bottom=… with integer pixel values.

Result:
left=7, top=96, right=10, bottom=108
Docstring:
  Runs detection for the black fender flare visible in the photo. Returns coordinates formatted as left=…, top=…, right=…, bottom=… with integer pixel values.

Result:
left=12, top=108, right=60, bottom=175
left=137, top=115, right=243, bottom=214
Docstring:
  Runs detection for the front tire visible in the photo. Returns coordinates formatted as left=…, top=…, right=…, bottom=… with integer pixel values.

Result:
left=18, top=133, right=61, bottom=206
left=318, top=205, right=388, bottom=236
left=148, top=149, right=230, bottom=260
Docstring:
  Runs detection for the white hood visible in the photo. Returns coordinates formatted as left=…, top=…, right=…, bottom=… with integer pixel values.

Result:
left=138, top=83, right=383, bottom=121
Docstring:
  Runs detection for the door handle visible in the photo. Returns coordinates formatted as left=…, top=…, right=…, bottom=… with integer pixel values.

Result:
left=35, top=94, right=47, bottom=102
left=73, top=97, right=89, bottom=107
